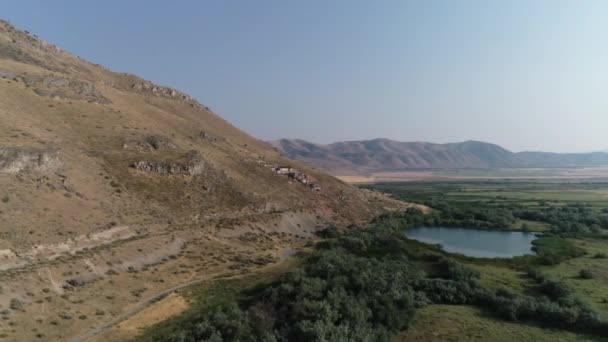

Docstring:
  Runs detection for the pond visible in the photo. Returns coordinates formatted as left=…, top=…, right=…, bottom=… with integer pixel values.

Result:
left=405, top=227, right=538, bottom=258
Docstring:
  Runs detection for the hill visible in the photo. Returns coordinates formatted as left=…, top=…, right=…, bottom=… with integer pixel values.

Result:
left=0, top=19, right=411, bottom=341
left=271, top=138, right=608, bottom=174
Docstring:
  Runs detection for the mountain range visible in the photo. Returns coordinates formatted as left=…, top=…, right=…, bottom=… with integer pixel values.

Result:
left=270, top=138, right=608, bottom=174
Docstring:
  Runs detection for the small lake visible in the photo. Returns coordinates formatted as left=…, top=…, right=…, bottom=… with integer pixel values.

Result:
left=405, top=227, right=538, bottom=258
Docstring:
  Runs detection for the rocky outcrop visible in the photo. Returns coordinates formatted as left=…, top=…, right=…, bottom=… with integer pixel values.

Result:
left=123, top=135, right=179, bottom=151
left=22, top=74, right=111, bottom=104
left=0, top=148, right=62, bottom=174
left=131, top=150, right=205, bottom=175
left=131, top=81, right=194, bottom=101
left=199, top=130, right=222, bottom=142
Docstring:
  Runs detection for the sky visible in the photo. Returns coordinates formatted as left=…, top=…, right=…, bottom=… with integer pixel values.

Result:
left=4, top=0, right=608, bottom=153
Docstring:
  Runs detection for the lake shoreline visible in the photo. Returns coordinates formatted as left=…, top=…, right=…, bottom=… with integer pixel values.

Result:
left=405, top=226, right=539, bottom=259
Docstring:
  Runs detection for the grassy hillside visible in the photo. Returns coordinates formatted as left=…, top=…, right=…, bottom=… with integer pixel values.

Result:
left=0, top=19, right=405, bottom=341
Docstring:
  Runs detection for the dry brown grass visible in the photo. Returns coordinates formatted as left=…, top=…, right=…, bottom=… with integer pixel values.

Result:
left=0, top=20, right=415, bottom=341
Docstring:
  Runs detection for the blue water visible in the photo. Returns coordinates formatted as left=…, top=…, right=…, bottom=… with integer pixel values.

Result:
left=406, top=227, right=538, bottom=258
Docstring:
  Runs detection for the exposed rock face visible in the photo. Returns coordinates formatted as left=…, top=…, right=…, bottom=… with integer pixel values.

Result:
left=22, top=74, right=111, bottom=104
left=0, top=148, right=62, bottom=174
left=123, top=135, right=179, bottom=151
left=131, top=150, right=205, bottom=175
left=131, top=81, right=193, bottom=101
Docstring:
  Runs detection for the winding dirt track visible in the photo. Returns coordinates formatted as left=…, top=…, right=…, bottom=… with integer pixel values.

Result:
left=69, top=252, right=293, bottom=342
left=69, top=275, right=220, bottom=342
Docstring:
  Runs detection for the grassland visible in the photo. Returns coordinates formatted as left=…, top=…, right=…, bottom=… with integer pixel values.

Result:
left=540, top=237, right=608, bottom=319
left=372, top=181, right=608, bottom=206
left=368, top=181, right=608, bottom=227
left=398, top=305, right=590, bottom=341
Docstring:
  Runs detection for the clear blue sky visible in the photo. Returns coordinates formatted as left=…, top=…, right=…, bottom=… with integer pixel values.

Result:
left=4, top=1, right=608, bottom=152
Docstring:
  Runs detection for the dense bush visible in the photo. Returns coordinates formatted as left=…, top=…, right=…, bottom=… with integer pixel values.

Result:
left=315, top=225, right=339, bottom=239
left=145, top=221, right=608, bottom=341
left=437, top=258, right=481, bottom=282
left=152, top=227, right=426, bottom=342
left=519, top=203, right=608, bottom=232
left=263, top=250, right=425, bottom=341
left=593, top=252, right=607, bottom=259
left=419, top=262, right=607, bottom=336
left=368, top=183, right=608, bottom=234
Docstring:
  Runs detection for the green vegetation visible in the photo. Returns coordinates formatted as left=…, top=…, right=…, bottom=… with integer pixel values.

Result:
left=142, top=225, right=428, bottom=341
left=139, top=181, right=608, bottom=341
left=366, top=181, right=608, bottom=233
left=141, top=213, right=608, bottom=341
left=368, top=181, right=608, bottom=338
left=398, top=305, right=588, bottom=341
left=579, top=269, right=594, bottom=279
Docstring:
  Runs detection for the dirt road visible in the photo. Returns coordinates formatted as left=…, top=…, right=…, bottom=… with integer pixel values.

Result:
left=69, top=248, right=295, bottom=342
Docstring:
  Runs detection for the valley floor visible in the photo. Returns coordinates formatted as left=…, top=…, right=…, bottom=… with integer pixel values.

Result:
left=337, top=167, right=608, bottom=183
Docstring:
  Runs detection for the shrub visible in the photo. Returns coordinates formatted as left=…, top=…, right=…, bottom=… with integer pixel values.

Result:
left=438, top=258, right=480, bottom=282
left=539, top=279, right=573, bottom=300
left=9, top=298, right=23, bottom=311
left=316, top=225, right=339, bottom=239
left=526, top=268, right=547, bottom=283
left=579, top=269, right=594, bottom=279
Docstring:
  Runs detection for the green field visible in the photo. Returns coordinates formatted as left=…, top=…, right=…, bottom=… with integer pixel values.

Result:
left=370, top=181, right=608, bottom=208
left=433, top=169, right=565, bottom=178
left=540, top=238, right=608, bottom=319
left=431, top=168, right=608, bottom=180
left=398, top=305, right=591, bottom=341
left=368, top=180, right=608, bottom=340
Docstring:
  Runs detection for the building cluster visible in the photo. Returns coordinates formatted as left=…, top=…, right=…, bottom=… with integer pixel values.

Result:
left=274, top=166, right=322, bottom=191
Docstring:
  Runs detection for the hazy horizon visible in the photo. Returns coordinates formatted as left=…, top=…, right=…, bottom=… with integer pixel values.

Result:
left=4, top=0, right=608, bottom=153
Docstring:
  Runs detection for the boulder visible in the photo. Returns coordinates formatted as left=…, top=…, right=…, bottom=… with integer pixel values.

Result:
left=131, top=150, right=204, bottom=175
left=22, top=75, right=111, bottom=104
left=0, top=148, right=62, bottom=174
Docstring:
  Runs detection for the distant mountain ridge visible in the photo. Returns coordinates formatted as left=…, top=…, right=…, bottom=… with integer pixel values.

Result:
left=270, top=138, right=608, bottom=174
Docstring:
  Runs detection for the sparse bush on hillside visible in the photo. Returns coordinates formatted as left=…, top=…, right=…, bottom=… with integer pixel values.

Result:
left=9, top=298, right=23, bottom=311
